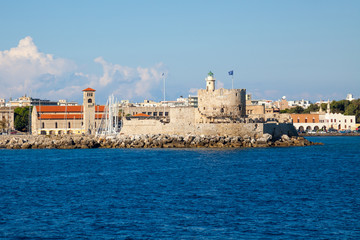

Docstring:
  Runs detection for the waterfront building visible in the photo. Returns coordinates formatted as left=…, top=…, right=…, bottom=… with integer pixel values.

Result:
left=7, top=95, right=58, bottom=107
left=290, top=102, right=356, bottom=132
left=31, top=88, right=104, bottom=135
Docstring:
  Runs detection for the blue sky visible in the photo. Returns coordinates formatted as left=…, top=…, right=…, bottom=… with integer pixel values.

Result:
left=0, top=0, right=359, bottom=104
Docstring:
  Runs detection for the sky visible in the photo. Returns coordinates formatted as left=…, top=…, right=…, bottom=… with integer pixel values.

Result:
left=0, top=0, right=359, bottom=104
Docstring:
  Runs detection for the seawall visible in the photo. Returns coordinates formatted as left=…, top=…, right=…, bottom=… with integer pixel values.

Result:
left=0, top=134, right=321, bottom=149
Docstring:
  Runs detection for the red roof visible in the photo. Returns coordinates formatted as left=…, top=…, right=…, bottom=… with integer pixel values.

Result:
left=82, top=87, right=96, bottom=92
left=133, top=113, right=150, bottom=117
left=36, top=105, right=105, bottom=113
left=39, top=114, right=104, bottom=120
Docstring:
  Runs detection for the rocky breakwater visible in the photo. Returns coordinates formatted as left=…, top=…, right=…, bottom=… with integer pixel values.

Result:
left=0, top=134, right=322, bottom=149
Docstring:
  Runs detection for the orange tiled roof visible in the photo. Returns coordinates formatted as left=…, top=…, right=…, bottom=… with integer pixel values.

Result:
left=133, top=113, right=150, bottom=117
left=82, top=87, right=96, bottom=91
left=38, top=114, right=104, bottom=120
left=36, top=105, right=105, bottom=113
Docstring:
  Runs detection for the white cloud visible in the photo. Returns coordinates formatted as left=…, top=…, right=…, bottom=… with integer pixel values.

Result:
left=0, top=36, right=167, bottom=103
left=94, top=57, right=165, bottom=100
left=189, top=88, right=199, bottom=94
left=217, top=80, right=224, bottom=89
left=0, top=36, right=75, bottom=99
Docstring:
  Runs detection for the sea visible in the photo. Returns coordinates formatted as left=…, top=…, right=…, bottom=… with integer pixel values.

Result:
left=1, top=136, right=360, bottom=239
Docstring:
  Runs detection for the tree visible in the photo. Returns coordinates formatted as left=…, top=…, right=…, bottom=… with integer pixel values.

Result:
left=303, top=104, right=319, bottom=113
left=14, top=106, right=32, bottom=132
left=290, top=106, right=305, bottom=114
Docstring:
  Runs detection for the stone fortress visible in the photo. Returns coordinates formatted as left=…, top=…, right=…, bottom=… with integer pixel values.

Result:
left=120, top=72, right=298, bottom=139
left=29, top=72, right=298, bottom=139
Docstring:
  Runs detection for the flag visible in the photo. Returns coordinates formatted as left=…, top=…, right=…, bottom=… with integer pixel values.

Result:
left=228, top=70, right=233, bottom=76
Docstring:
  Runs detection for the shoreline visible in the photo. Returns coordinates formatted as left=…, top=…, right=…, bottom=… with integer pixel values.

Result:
left=299, top=132, right=360, bottom=137
left=0, top=134, right=322, bottom=149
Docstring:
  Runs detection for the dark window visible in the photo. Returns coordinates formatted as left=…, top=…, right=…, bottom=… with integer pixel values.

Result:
left=68, top=122, right=71, bottom=128
left=220, top=108, right=224, bottom=113
left=42, top=122, right=45, bottom=128
left=88, top=98, right=92, bottom=103
left=153, top=112, right=157, bottom=116
left=159, top=112, right=163, bottom=116
left=165, top=112, right=169, bottom=116
left=147, top=112, right=152, bottom=115
left=55, top=122, right=58, bottom=128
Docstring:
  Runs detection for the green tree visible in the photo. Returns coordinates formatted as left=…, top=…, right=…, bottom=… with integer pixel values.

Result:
left=344, top=99, right=360, bottom=122
left=331, top=100, right=350, bottom=113
left=303, top=104, right=319, bottom=113
left=14, top=106, right=32, bottom=132
left=289, top=106, right=305, bottom=114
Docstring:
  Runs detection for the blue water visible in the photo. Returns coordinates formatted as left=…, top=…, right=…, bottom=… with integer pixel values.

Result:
left=1, top=137, right=360, bottom=239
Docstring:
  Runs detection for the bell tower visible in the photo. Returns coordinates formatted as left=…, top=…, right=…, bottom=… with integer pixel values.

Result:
left=205, top=71, right=216, bottom=91
left=82, top=87, right=96, bottom=134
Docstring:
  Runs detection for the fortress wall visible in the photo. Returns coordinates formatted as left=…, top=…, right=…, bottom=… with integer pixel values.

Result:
left=197, top=88, right=246, bottom=120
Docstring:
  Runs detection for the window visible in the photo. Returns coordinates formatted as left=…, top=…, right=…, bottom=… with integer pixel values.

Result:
left=142, top=112, right=146, bottom=114
left=351, top=119, right=353, bottom=123
left=305, top=118, right=307, bottom=123
left=88, top=98, right=92, bottom=103
left=87, top=93, right=93, bottom=97
left=312, top=118, right=315, bottom=123
left=297, top=118, right=300, bottom=123
left=55, top=122, right=58, bottom=128
left=147, top=112, right=152, bottom=115
left=68, top=122, right=71, bottom=128
left=345, top=119, right=347, bottom=123
left=42, top=122, right=45, bottom=128
left=165, top=112, right=169, bottom=116
left=153, top=112, right=157, bottom=116
left=220, top=108, right=224, bottom=113
left=159, top=112, right=163, bottom=116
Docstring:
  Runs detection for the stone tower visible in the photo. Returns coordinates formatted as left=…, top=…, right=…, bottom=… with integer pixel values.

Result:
left=83, top=87, right=96, bottom=134
left=206, top=71, right=216, bottom=91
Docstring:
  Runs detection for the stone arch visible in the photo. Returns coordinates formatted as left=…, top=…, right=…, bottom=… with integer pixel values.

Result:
left=322, top=125, right=327, bottom=131
left=314, top=126, right=319, bottom=131
left=40, top=130, right=46, bottom=135
left=88, top=98, right=92, bottom=103
left=58, top=130, right=63, bottom=135
left=298, top=126, right=304, bottom=132
left=306, top=126, right=312, bottom=132
left=49, top=130, right=55, bottom=135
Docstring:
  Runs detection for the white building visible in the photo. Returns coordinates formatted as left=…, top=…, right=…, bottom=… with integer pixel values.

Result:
left=346, top=93, right=355, bottom=101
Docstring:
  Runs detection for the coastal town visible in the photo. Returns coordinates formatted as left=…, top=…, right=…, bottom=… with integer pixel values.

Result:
left=0, top=72, right=359, bottom=138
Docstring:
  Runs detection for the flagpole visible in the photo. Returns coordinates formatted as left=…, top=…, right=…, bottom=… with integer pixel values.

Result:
left=163, top=74, right=165, bottom=102
left=232, top=75, right=234, bottom=89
